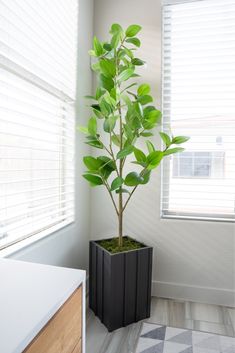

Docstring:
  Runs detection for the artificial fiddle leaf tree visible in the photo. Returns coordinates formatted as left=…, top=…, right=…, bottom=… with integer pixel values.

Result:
left=79, top=24, right=189, bottom=248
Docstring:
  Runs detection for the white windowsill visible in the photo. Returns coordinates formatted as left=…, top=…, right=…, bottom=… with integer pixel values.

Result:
left=161, top=214, right=235, bottom=223
left=0, top=220, right=74, bottom=258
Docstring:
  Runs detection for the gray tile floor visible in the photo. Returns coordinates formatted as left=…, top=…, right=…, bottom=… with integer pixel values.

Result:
left=86, top=297, right=235, bottom=353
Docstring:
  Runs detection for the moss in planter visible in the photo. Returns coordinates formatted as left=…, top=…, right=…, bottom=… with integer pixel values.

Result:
left=97, top=236, right=145, bottom=254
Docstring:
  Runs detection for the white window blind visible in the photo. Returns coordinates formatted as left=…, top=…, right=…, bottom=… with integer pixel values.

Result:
left=162, top=0, right=235, bottom=221
left=0, top=0, right=77, bottom=249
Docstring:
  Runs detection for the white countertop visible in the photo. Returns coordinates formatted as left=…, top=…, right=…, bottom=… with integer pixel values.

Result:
left=0, top=259, right=86, bottom=353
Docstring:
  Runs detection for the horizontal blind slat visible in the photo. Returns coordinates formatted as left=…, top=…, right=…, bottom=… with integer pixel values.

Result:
left=0, top=0, right=78, bottom=98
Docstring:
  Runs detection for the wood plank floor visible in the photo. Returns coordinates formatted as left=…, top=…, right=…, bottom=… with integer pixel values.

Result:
left=86, top=297, right=235, bottom=353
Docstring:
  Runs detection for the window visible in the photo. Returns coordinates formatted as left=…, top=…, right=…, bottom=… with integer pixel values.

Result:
left=0, top=0, right=78, bottom=249
left=173, top=152, right=225, bottom=179
left=162, top=0, right=235, bottom=221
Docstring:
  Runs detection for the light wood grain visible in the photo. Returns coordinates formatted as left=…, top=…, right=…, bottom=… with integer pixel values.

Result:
left=71, top=340, right=81, bottom=353
left=24, top=286, right=82, bottom=353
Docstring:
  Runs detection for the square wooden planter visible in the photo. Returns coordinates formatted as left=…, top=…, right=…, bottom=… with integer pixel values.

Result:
left=89, top=238, right=153, bottom=332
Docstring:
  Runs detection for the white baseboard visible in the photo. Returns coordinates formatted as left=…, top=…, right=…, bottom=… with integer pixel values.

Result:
left=152, top=280, right=235, bottom=307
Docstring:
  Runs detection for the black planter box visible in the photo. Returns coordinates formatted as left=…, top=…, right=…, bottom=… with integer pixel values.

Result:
left=89, top=237, right=153, bottom=332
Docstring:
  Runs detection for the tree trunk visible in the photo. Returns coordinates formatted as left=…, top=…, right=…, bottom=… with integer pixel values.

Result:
left=118, top=192, right=123, bottom=247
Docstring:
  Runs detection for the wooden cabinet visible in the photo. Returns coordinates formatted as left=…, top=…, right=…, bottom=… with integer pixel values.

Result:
left=24, top=286, right=82, bottom=353
left=71, top=340, right=81, bottom=353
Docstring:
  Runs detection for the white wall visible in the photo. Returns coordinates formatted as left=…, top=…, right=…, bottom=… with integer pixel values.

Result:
left=6, top=0, right=94, bottom=272
left=92, top=0, right=235, bottom=306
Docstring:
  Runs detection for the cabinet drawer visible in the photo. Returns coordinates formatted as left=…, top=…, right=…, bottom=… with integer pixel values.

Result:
left=24, top=286, right=82, bottom=353
left=72, top=339, right=81, bottom=353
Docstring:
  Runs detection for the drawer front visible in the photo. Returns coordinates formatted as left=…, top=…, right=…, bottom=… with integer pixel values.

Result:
left=24, top=286, right=82, bottom=353
left=72, top=339, right=81, bottom=353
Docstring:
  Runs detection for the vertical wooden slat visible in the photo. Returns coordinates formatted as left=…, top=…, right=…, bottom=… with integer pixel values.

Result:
left=124, top=251, right=137, bottom=326
left=146, top=248, right=153, bottom=317
left=89, top=241, right=97, bottom=313
left=110, top=253, right=125, bottom=331
left=96, top=246, right=104, bottom=321
left=103, top=250, right=111, bottom=328
left=136, top=248, right=150, bottom=321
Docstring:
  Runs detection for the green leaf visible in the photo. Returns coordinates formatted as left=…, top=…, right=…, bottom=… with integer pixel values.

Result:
left=97, top=156, right=116, bottom=178
left=124, top=48, right=134, bottom=59
left=118, top=68, right=134, bottom=82
left=83, top=174, right=103, bottom=186
left=99, top=98, right=112, bottom=115
left=110, top=23, right=123, bottom=35
left=172, top=136, right=190, bottom=145
left=83, top=156, right=102, bottom=171
left=126, top=37, right=141, bottom=47
left=100, top=59, right=116, bottom=77
left=146, top=140, right=155, bottom=153
left=117, top=145, right=134, bottom=159
left=85, top=136, right=103, bottom=149
left=97, top=156, right=116, bottom=170
left=97, top=156, right=115, bottom=179
left=103, top=43, right=112, bottom=51
left=77, top=126, right=88, bottom=134
left=126, top=24, right=142, bottom=37
left=147, top=151, right=163, bottom=170
left=140, top=170, right=151, bottom=184
left=132, top=58, right=145, bottom=66
left=159, top=132, right=171, bottom=147
left=102, top=92, right=116, bottom=107
left=91, top=62, right=100, bottom=72
left=140, top=132, right=153, bottom=137
left=123, top=124, right=134, bottom=141
left=122, top=94, right=132, bottom=108
left=134, top=101, right=143, bottom=117
left=88, top=50, right=96, bottom=57
left=143, top=107, right=162, bottom=129
left=115, top=188, right=130, bottom=194
left=137, top=84, right=150, bottom=96
left=132, top=161, right=147, bottom=167
left=138, top=95, right=153, bottom=105
left=164, top=147, right=185, bottom=156
left=93, top=36, right=103, bottom=56
left=92, top=104, right=103, bottom=119
left=125, top=172, right=143, bottom=186
left=88, top=117, right=97, bottom=136
left=100, top=74, right=114, bottom=91
left=134, top=147, right=146, bottom=162
left=131, top=73, right=140, bottom=78
left=121, top=83, right=137, bottom=94
left=111, top=135, right=121, bottom=147
left=111, top=177, right=123, bottom=191
left=84, top=95, right=96, bottom=100
left=110, top=87, right=120, bottom=101
left=111, top=32, right=121, bottom=49
left=125, top=104, right=141, bottom=130
left=103, top=115, right=117, bottom=132
left=95, top=88, right=105, bottom=100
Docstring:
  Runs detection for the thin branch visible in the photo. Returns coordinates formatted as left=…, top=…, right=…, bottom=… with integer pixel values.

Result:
left=122, top=185, right=138, bottom=212
left=96, top=136, right=113, bottom=157
left=122, top=168, right=147, bottom=212
left=102, top=177, right=119, bottom=216
left=109, top=132, right=120, bottom=177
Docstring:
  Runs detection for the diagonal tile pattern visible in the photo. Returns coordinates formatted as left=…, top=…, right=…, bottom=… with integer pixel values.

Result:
left=135, top=323, right=235, bottom=353
left=141, top=326, right=166, bottom=341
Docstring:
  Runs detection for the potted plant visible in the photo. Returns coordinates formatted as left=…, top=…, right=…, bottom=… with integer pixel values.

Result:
left=79, top=23, right=189, bottom=331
